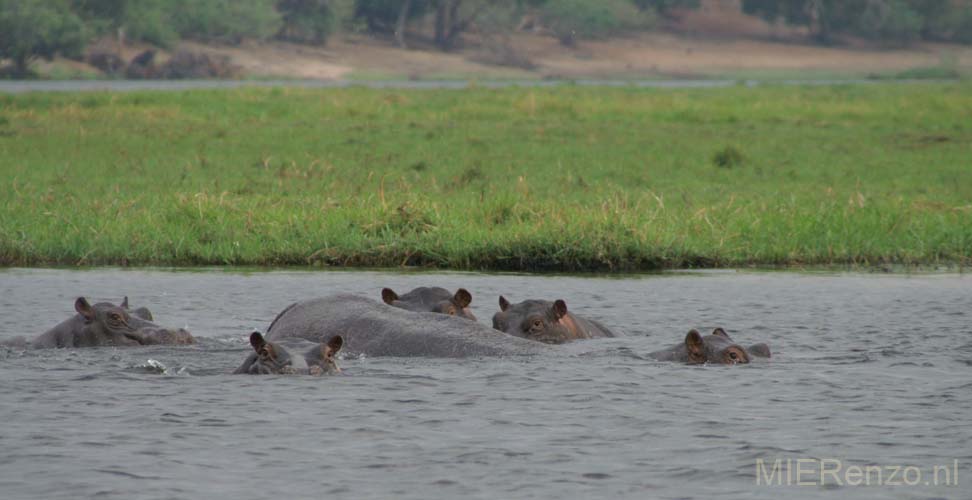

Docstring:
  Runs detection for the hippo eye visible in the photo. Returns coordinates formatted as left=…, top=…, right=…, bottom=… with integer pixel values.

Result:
left=729, top=352, right=738, bottom=360
left=448, top=308, right=456, bottom=316
left=109, top=313, right=124, bottom=322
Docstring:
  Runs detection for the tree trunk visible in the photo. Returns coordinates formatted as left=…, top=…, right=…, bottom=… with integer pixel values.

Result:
left=807, top=0, right=829, bottom=43
left=13, top=55, right=31, bottom=78
left=395, top=0, right=412, bottom=49
left=445, top=0, right=462, bottom=49
left=434, top=2, right=449, bottom=49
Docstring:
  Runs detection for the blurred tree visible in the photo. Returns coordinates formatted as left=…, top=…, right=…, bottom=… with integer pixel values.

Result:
left=277, top=0, right=336, bottom=44
left=432, top=0, right=515, bottom=51
left=741, top=0, right=968, bottom=44
left=630, top=0, right=701, bottom=18
left=539, top=0, right=653, bottom=46
left=169, top=0, right=282, bottom=44
left=954, top=10, right=972, bottom=44
left=72, top=0, right=178, bottom=48
left=855, top=0, right=923, bottom=44
left=908, top=0, right=952, bottom=39
left=354, top=0, right=429, bottom=32
left=0, top=0, right=86, bottom=77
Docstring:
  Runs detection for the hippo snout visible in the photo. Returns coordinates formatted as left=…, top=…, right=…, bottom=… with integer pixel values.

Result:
left=166, top=328, right=195, bottom=345
left=139, top=327, right=195, bottom=345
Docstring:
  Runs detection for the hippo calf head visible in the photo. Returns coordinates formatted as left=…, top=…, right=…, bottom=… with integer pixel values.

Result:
left=492, top=296, right=587, bottom=344
left=654, top=328, right=771, bottom=365
left=242, top=332, right=343, bottom=375
left=381, top=287, right=476, bottom=321
left=74, top=297, right=194, bottom=346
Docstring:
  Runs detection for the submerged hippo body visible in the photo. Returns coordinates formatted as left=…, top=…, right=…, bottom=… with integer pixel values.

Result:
left=491, top=296, right=616, bottom=344
left=267, top=294, right=546, bottom=357
left=649, top=328, right=771, bottom=365
left=30, top=297, right=194, bottom=348
left=381, top=286, right=476, bottom=320
left=234, top=332, right=343, bottom=375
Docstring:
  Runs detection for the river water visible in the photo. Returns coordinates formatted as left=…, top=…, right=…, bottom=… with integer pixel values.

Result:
left=0, top=268, right=968, bottom=500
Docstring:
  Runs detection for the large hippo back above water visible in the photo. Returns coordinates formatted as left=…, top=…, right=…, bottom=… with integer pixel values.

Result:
left=267, top=294, right=546, bottom=357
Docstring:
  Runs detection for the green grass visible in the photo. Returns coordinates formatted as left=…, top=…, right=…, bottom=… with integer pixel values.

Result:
left=1, top=83, right=971, bottom=270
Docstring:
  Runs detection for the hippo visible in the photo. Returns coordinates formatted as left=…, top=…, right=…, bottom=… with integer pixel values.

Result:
left=267, top=294, right=547, bottom=357
left=29, top=297, right=194, bottom=348
left=234, top=332, right=344, bottom=375
left=491, top=296, right=615, bottom=344
left=381, top=286, right=476, bottom=320
left=648, top=328, right=771, bottom=365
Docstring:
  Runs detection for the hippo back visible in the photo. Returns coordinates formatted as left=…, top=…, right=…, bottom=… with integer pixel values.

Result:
left=267, top=294, right=547, bottom=357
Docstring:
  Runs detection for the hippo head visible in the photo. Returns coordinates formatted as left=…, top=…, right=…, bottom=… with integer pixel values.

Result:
left=381, top=287, right=476, bottom=321
left=306, top=335, right=344, bottom=376
left=245, top=332, right=299, bottom=375
left=492, top=296, right=583, bottom=344
left=244, top=332, right=343, bottom=375
left=682, top=328, right=771, bottom=365
left=122, top=296, right=154, bottom=322
left=75, top=297, right=194, bottom=346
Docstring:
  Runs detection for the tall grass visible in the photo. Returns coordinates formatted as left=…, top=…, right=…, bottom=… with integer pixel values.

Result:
left=0, top=84, right=970, bottom=270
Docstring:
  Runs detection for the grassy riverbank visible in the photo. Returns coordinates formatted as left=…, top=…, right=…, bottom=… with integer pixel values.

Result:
left=1, top=83, right=970, bottom=270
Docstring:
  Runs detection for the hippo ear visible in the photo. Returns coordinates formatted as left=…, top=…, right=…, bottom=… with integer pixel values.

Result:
left=323, top=335, right=344, bottom=359
left=748, top=343, right=771, bottom=358
left=552, top=300, right=568, bottom=320
left=712, top=327, right=731, bottom=339
left=381, top=288, right=399, bottom=305
left=499, top=295, right=511, bottom=311
left=75, top=297, right=95, bottom=321
left=120, top=296, right=129, bottom=309
left=249, top=331, right=267, bottom=352
left=684, top=329, right=706, bottom=363
left=453, top=288, right=472, bottom=308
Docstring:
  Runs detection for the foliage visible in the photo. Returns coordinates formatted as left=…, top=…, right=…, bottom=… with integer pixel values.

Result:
left=168, top=0, right=282, bottom=43
left=856, top=0, right=923, bottom=44
left=277, top=0, right=337, bottom=44
left=72, top=0, right=179, bottom=47
left=630, top=0, right=700, bottom=16
left=431, top=0, right=518, bottom=51
left=711, top=145, right=745, bottom=168
left=1, top=84, right=970, bottom=269
left=952, top=8, right=972, bottom=44
left=742, top=0, right=972, bottom=44
left=0, top=0, right=86, bottom=77
left=539, top=0, right=653, bottom=46
left=353, top=0, right=430, bottom=33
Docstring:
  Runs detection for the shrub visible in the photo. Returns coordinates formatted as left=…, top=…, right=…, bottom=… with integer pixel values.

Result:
left=352, top=0, right=429, bottom=33
left=0, top=0, right=86, bottom=77
left=539, top=0, right=654, bottom=46
left=856, top=0, right=923, bottom=45
left=952, top=9, right=972, bottom=44
left=277, top=0, right=336, bottom=44
left=712, top=145, right=745, bottom=168
left=169, top=0, right=282, bottom=43
left=72, top=0, right=179, bottom=48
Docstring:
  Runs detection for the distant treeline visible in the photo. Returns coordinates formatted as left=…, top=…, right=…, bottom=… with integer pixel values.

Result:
left=1, top=0, right=971, bottom=76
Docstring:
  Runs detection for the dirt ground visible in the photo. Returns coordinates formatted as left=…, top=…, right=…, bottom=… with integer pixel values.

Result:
left=174, top=29, right=972, bottom=82
left=61, top=29, right=969, bottom=82
left=46, top=0, right=972, bottom=81
left=182, top=1, right=972, bottom=81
